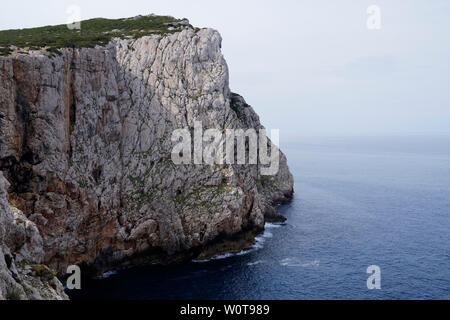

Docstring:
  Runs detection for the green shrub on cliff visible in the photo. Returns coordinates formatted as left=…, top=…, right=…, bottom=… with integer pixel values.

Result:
left=0, top=15, right=189, bottom=56
left=6, top=289, right=21, bottom=300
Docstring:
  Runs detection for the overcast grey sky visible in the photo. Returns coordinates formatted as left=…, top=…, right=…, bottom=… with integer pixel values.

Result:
left=1, top=0, right=449, bottom=136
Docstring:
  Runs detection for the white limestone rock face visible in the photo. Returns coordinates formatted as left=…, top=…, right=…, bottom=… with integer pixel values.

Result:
left=0, top=27, right=294, bottom=277
left=0, top=172, right=68, bottom=300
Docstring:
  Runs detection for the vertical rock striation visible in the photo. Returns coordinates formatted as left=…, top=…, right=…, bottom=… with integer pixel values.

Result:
left=0, top=27, right=294, bottom=278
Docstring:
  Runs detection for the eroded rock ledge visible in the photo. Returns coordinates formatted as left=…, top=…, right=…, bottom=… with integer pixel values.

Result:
left=0, top=24, right=294, bottom=291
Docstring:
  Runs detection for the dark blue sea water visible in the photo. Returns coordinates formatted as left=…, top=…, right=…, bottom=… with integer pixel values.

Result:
left=69, top=135, right=450, bottom=300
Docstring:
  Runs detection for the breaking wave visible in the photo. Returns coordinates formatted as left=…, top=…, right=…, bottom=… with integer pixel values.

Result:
left=279, top=258, right=320, bottom=268
left=193, top=223, right=282, bottom=263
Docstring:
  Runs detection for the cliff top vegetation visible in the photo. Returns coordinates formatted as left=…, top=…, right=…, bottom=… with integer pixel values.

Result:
left=0, top=14, right=190, bottom=56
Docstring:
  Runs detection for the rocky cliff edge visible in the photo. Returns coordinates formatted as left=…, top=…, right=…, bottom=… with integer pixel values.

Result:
left=0, top=19, right=294, bottom=294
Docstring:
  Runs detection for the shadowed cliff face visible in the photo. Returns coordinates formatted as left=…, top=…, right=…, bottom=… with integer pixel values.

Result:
left=0, top=172, right=68, bottom=300
left=0, top=28, right=293, bottom=274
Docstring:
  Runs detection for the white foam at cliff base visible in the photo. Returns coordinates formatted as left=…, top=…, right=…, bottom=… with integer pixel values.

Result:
left=265, top=222, right=284, bottom=229
left=193, top=223, right=277, bottom=263
left=97, top=270, right=118, bottom=279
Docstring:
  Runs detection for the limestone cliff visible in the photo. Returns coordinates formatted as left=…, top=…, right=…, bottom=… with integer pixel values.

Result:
left=0, top=172, right=68, bottom=300
left=0, top=19, right=293, bottom=286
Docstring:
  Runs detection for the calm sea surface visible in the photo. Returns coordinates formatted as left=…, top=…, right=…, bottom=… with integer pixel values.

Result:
left=69, top=135, right=450, bottom=300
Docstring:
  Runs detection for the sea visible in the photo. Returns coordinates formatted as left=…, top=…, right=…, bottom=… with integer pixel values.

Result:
left=69, top=135, right=450, bottom=300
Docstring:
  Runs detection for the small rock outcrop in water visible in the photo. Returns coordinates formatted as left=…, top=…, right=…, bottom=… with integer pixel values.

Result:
left=0, top=15, right=294, bottom=298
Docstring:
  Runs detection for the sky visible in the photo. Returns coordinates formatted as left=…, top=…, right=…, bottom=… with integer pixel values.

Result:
left=1, top=0, right=450, bottom=136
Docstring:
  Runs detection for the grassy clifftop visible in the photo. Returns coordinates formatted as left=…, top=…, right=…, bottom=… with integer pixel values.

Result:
left=0, top=14, right=191, bottom=56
